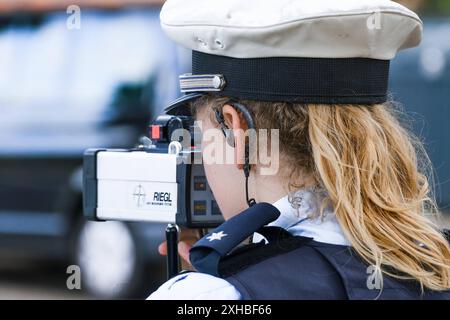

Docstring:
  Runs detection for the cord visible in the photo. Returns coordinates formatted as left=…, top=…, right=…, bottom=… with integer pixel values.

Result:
left=226, top=101, right=257, bottom=207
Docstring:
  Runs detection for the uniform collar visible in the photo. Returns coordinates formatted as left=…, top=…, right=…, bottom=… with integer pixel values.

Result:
left=254, top=188, right=351, bottom=246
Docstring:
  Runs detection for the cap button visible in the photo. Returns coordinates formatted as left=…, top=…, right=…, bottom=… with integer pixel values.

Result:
left=212, top=75, right=225, bottom=89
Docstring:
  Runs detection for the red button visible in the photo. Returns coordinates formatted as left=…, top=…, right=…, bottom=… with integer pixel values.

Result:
left=151, top=125, right=161, bottom=140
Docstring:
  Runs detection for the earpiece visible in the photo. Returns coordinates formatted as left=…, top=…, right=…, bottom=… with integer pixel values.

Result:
left=214, top=103, right=256, bottom=207
left=224, top=129, right=235, bottom=147
left=214, top=109, right=235, bottom=147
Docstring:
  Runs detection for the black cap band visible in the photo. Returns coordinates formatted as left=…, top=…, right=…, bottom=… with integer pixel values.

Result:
left=189, top=51, right=390, bottom=104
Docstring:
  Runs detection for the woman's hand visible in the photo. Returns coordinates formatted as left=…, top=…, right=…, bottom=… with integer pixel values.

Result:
left=158, top=228, right=202, bottom=270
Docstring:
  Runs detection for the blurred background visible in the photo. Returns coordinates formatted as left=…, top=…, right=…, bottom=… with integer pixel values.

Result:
left=0, top=0, right=449, bottom=299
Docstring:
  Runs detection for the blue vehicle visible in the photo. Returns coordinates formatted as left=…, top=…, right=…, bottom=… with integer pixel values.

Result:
left=0, top=7, right=188, bottom=298
left=390, top=18, right=450, bottom=209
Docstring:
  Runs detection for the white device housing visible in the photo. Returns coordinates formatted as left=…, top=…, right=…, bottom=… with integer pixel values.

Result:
left=96, top=151, right=179, bottom=223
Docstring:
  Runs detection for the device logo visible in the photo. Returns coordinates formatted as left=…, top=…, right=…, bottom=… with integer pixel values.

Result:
left=151, top=192, right=173, bottom=207
left=133, top=185, right=146, bottom=207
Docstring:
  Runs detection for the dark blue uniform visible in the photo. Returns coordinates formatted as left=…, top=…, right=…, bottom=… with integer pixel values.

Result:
left=188, top=203, right=450, bottom=300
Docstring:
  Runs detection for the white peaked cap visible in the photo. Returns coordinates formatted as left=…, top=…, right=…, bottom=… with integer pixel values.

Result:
left=160, top=0, right=422, bottom=60
left=160, top=0, right=423, bottom=112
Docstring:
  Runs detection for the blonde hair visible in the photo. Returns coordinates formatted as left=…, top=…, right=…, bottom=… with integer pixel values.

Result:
left=194, top=94, right=450, bottom=292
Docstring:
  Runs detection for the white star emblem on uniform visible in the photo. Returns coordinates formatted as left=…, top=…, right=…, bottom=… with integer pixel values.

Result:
left=206, top=231, right=228, bottom=242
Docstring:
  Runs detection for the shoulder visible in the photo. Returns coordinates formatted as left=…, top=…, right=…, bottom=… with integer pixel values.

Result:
left=147, top=272, right=242, bottom=300
left=221, top=236, right=345, bottom=277
left=220, top=238, right=349, bottom=299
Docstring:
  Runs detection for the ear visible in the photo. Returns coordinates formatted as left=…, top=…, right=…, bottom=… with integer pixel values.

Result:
left=222, top=104, right=248, bottom=170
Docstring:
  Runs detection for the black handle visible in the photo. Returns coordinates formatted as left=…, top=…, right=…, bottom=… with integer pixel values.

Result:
left=165, top=223, right=180, bottom=279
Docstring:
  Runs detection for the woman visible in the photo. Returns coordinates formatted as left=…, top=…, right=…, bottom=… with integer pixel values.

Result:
left=149, top=0, right=450, bottom=299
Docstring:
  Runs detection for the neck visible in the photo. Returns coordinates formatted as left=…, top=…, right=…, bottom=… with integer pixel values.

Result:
left=251, top=171, right=315, bottom=204
left=249, top=171, right=289, bottom=203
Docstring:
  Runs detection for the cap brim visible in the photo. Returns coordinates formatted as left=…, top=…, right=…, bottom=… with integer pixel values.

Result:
left=164, top=93, right=204, bottom=115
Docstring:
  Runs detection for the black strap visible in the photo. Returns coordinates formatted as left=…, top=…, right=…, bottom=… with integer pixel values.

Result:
left=219, top=235, right=313, bottom=278
left=253, top=226, right=294, bottom=243
left=192, top=51, right=390, bottom=104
